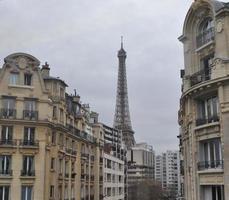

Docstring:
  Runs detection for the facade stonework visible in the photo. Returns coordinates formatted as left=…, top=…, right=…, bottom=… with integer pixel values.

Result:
left=0, top=53, right=104, bottom=200
left=179, top=1, right=229, bottom=200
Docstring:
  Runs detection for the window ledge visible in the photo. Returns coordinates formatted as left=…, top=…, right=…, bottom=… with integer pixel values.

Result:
left=197, top=168, right=223, bottom=174
left=195, top=40, right=214, bottom=52
left=8, top=84, right=34, bottom=90
left=194, top=121, right=220, bottom=131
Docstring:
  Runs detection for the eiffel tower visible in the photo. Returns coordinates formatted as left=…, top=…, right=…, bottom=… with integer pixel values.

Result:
left=113, top=38, right=135, bottom=149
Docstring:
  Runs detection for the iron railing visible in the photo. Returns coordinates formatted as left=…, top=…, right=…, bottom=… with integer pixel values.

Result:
left=0, top=169, right=12, bottom=176
left=0, top=108, right=16, bottom=119
left=23, top=110, right=38, bottom=120
left=20, top=140, right=39, bottom=147
left=197, top=160, right=223, bottom=170
left=21, top=169, right=35, bottom=176
left=196, top=115, right=219, bottom=126
left=0, top=140, right=17, bottom=146
left=190, top=68, right=211, bottom=86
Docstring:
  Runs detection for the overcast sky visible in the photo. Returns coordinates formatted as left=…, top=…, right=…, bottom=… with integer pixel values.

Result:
left=0, top=0, right=194, bottom=153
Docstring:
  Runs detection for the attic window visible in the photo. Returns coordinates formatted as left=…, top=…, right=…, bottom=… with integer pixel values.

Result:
left=196, top=18, right=215, bottom=48
left=24, top=73, right=32, bottom=86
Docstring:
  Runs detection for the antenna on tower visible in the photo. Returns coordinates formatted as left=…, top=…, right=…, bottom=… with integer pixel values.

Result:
left=121, top=36, right=123, bottom=49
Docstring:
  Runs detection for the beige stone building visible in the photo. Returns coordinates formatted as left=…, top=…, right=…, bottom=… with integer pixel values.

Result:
left=178, top=0, right=229, bottom=199
left=0, top=52, right=104, bottom=200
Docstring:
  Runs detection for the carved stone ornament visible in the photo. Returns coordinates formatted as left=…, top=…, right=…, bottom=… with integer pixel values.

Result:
left=216, top=20, right=223, bottom=33
left=18, top=57, right=27, bottom=69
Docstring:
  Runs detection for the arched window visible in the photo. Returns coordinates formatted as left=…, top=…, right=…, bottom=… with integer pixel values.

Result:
left=196, top=18, right=215, bottom=48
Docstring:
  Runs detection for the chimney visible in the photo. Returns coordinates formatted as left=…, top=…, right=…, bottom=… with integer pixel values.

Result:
left=41, top=62, right=50, bottom=78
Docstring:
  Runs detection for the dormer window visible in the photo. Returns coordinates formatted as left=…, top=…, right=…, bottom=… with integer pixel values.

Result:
left=196, top=18, right=215, bottom=48
left=24, top=73, right=32, bottom=86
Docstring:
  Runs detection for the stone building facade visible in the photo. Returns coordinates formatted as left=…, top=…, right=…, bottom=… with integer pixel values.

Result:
left=178, top=1, right=229, bottom=199
left=0, top=53, right=104, bottom=200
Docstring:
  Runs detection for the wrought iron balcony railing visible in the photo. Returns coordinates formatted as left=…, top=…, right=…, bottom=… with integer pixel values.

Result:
left=20, top=140, right=39, bottom=147
left=196, top=115, right=219, bottom=126
left=23, top=110, right=38, bottom=120
left=21, top=169, right=35, bottom=176
left=196, top=27, right=215, bottom=48
left=0, top=108, right=16, bottom=119
left=0, top=169, right=12, bottom=176
left=190, top=68, right=211, bottom=86
left=197, top=160, right=223, bottom=171
left=0, top=139, right=17, bottom=146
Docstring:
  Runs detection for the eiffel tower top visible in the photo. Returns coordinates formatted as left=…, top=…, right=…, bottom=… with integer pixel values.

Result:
left=118, top=36, right=126, bottom=57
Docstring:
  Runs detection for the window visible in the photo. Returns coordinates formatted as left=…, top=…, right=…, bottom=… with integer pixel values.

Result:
left=24, top=74, right=32, bottom=86
left=1, top=126, right=13, bottom=144
left=52, top=106, right=57, bottom=119
left=1, top=98, right=15, bottom=118
left=201, top=185, right=224, bottom=200
left=196, top=96, right=219, bottom=126
left=24, top=127, right=35, bottom=145
left=51, top=132, right=56, bottom=144
left=0, top=186, right=10, bottom=200
left=59, top=159, right=63, bottom=174
left=51, top=158, right=55, bottom=170
left=197, top=18, right=215, bottom=48
left=50, top=185, right=54, bottom=198
left=24, top=100, right=36, bottom=111
left=9, top=73, right=19, bottom=85
left=198, top=139, right=222, bottom=170
left=24, top=100, right=37, bottom=120
left=22, top=156, right=34, bottom=176
left=21, top=186, right=33, bottom=200
left=0, top=155, right=11, bottom=175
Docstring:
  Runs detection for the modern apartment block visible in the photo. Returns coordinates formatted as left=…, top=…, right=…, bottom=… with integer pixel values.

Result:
left=178, top=0, right=229, bottom=199
left=127, top=143, right=154, bottom=184
left=0, top=53, right=104, bottom=200
left=155, top=151, right=181, bottom=197
left=102, top=124, right=126, bottom=200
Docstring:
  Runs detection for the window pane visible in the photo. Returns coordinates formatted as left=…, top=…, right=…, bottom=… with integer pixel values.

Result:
left=9, top=73, right=18, bottom=85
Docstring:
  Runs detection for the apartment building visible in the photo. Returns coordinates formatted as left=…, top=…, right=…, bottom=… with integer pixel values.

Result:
left=178, top=0, right=229, bottom=199
left=102, top=125, right=125, bottom=200
left=127, top=143, right=154, bottom=184
left=155, top=151, right=181, bottom=197
left=0, top=53, right=104, bottom=200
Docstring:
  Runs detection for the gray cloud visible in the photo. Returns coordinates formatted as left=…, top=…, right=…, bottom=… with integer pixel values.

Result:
left=0, top=0, right=193, bottom=153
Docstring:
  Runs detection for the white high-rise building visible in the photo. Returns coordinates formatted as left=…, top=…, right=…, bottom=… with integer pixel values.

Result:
left=155, top=150, right=181, bottom=197
left=102, top=124, right=126, bottom=200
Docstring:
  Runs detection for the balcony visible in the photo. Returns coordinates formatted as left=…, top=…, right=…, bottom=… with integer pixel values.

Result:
left=196, top=115, right=219, bottom=126
left=190, top=68, right=211, bottom=86
left=0, top=169, right=12, bottom=176
left=196, top=27, right=215, bottom=49
left=23, top=110, right=38, bottom=120
left=20, top=140, right=39, bottom=147
left=0, top=140, right=17, bottom=147
left=21, top=169, right=35, bottom=177
left=0, top=108, right=16, bottom=119
left=197, top=160, right=223, bottom=171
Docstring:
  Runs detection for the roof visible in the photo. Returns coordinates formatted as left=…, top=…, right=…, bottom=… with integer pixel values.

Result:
left=43, top=76, right=68, bottom=87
